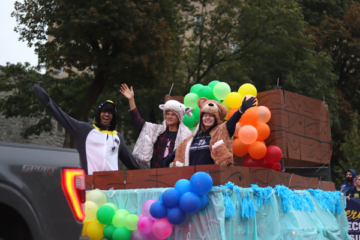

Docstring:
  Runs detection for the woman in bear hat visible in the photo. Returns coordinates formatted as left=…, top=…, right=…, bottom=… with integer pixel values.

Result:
left=163, top=96, right=256, bottom=167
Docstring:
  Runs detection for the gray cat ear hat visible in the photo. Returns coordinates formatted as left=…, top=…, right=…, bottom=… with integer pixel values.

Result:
left=159, top=100, right=193, bottom=123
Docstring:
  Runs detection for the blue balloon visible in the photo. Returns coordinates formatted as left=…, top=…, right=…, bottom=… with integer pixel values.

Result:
left=175, top=179, right=191, bottom=196
left=150, top=201, right=167, bottom=219
left=199, top=194, right=208, bottom=210
left=179, top=192, right=201, bottom=214
left=159, top=192, right=163, bottom=202
left=190, top=172, right=213, bottom=196
left=162, top=189, right=181, bottom=208
left=167, top=207, right=186, bottom=225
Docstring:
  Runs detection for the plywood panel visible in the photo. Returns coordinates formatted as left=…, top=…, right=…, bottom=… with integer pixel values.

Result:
left=93, top=171, right=125, bottom=190
left=85, top=175, right=93, bottom=190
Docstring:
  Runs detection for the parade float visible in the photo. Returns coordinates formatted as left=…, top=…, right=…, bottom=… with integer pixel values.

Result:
left=81, top=82, right=349, bottom=240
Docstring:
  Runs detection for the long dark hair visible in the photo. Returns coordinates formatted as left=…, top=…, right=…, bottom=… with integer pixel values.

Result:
left=197, top=113, right=217, bottom=136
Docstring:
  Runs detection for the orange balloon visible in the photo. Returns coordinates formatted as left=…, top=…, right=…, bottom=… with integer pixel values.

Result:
left=240, top=108, right=258, bottom=126
left=228, top=108, right=238, bottom=119
left=248, top=141, right=267, bottom=159
left=238, top=125, right=258, bottom=145
left=233, top=138, right=249, bottom=157
left=234, top=122, right=242, bottom=137
left=242, top=95, right=258, bottom=106
left=255, top=122, right=270, bottom=141
left=257, top=106, right=271, bottom=123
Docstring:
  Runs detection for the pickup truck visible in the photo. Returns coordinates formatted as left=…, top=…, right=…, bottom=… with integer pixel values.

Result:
left=0, top=142, right=84, bottom=240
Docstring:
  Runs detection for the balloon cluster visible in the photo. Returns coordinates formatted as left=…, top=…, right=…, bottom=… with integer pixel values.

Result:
left=137, top=172, right=213, bottom=239
left=82, top=189, right=141, bottom=240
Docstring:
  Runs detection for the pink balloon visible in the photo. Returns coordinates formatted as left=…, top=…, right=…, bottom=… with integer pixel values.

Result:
left=131, top=229, right=150, bottom=240
left=138, top=214, right=144, bottom=218
left=142, top=200, right=156, bottom=219
left=137, top=216, right=154, bottom=234
left=152, top=218, right=173, bottom=239
left=147, top=231, right=163, bottom=240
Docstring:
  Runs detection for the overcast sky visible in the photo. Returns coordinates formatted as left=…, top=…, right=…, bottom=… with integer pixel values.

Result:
left=0, top=1, right=39, bottom=68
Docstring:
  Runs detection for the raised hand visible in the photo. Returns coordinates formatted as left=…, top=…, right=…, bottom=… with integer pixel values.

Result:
left=119, top=84, right=134, bottom=100
left=240, top=96, right=257, bottom=113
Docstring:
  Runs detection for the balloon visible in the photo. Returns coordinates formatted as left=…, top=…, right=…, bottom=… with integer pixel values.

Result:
left=179, top=192, right=201, bottom=214
left=194, top=107, right=201, bottom=120
left=86, top=189, right=107, bottom=208
left=190, top=84, right=203, bottom=95
left=112, top=211, right=126, bottom=227
left=131, top=229, right=150, bottom=240
left=190, top=126, right=197, bottom=132
left=198, top=86, right=214, bottom=99
left=125, top=214, right=140, bottom=231
left=270, top=162, right=281, bottom=171
left=142, top=200, right=156, bottom=219
left=82, top=221, right=89, bottom=236
left=232, top=138, right=249, bottom=157
left=152, top=218, right=173, bottom=239
left=208, top=80, right=220, bottom=89
left=226, top=92, right=242, bottom=109
left=255, top=122, right=270, bottom=141
left=238, top=125, right=258, bottom=145
left=150, top=201, right=167, bottom=219
left=112, top=227, right=132, bottom=240
left=182, top=114, right=197, bottom=128
left=84, top=201, right=98, bottom=222
left=240, top=108, right=258, bottom=126
left=162, top=189, right=181, bottom=208
left=184, top=93, right=199, bottom=109
left=97, top=205, right=116, bottom=225
left=175, top=179, right=191, bottom=195
left=103, top=224, right=116, bottom=240
left=104, top=203, right=118, bottom=212
left=137, top=216, right=154, bottom=234
left=190, top=172, right=213, bottom=196
left=221, top=100, right=231, bottom=120
left=199, top=194, right=209, bottom=210
left=167, top=207, right=186, bottom=225
left=263, top=146, right=282, bottom=164
left=147, top=230, right=163, bottom=240
left=242, top=95, right=258, bottom=106
left=234, top=122, right=242, bottom=138
left=138, top=214, right=144, bottom=218
left=87, top=220, right=105, bottom=240
left=243, top=155, right=264, bottom=167
left=213, top=82, right=231, bottom=100
left=238, top=83, right=257, bottom=97
left=158, top=193, right=163, bottom=202
left=117, top=209, right=130, bottom=216
left=227, top=108, right=238, bottom=120
left=257, top=106, right=271, bottom=123
left=248, top=141, right=267, bottom=160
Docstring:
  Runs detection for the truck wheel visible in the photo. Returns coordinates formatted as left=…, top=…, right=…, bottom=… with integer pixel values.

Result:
left=0, top=205, right=33, bottom=240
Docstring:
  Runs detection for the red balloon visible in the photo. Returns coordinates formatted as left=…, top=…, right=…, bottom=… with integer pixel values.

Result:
left=263, top=146, right=282, bottom=164
left=270, top=162, right=281, bottom=171
left=243, top=155, right=264, bottom=168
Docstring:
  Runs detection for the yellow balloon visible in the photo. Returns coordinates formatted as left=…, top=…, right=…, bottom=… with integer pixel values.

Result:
left=221, top=100, right=231, bottom=120
left=226, top=92, right=242, bottom=109
left=84, top=201, right=98, bottom=223
left=238, top=83, right=257, bottom=97
left=82, top=221, right=89, bottom=236
left=87, top=220, right=105, bottom=240
left=86, top=189, right=107, bottom=207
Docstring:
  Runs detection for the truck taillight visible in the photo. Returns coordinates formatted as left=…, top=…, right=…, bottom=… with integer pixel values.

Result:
left=61, top=168, right=85, bottom=221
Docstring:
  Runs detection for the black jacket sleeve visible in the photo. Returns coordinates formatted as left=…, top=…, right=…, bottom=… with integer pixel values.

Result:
left=162, top=150, right=176, bottom=168
left=33, top=86, right=82, bottom=138
left=226, top=110, right=243, bottom=137
left=117, top=133, right=140, bottom=170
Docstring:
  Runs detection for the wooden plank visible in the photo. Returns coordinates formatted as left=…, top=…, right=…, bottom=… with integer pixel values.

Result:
left=93, top=171, right=125, bottom=190
left=85, top=175, right=93, bottom=190
left=195, top=165, right=221, bottom=186
left=249, top=168, right=283, bottom=188
left=156, top=166, right=195, bottom=188
left=125, top=169, right=157, bottom=189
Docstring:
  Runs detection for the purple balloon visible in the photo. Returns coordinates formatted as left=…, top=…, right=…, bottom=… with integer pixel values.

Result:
left=142, top=200, right=156, bottom=219
left=147, top=231, right=163, bottom=240
left=131, top=229, right=150, bottom=240
left=137, top=216, right=154, bottom=234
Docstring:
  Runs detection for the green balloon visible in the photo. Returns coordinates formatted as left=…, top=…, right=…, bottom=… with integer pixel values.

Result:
left=97, top=205, right=115, bottom=225
left=190, top=84, right=203, bottom=95
left=190, top=126, right=196, bottom=132
left=198, top=86, right=214, bottom=99
left=213, top=82, right=231, bottom=100
left=112, top=211, right=126, bottom=228
left=112, top=227, right=132, bottom=240
left=194, top=107, right=200, bottom=120
left=103, top=224, right=116, bottom=240
left=125, top=214, right=139, bottom=231
left=184, top=93, right=199, bottom=109
left=183, top=114, right=197, bottom=128
left=104, top=203, right=118, bottom=212
left=117, top=209, right=129, bottom=216
left=208, top=80, right=220, bottom=89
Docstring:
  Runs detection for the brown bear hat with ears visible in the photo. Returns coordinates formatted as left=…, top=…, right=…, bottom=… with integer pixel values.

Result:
left=198, top=97, right=228, bottom=126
